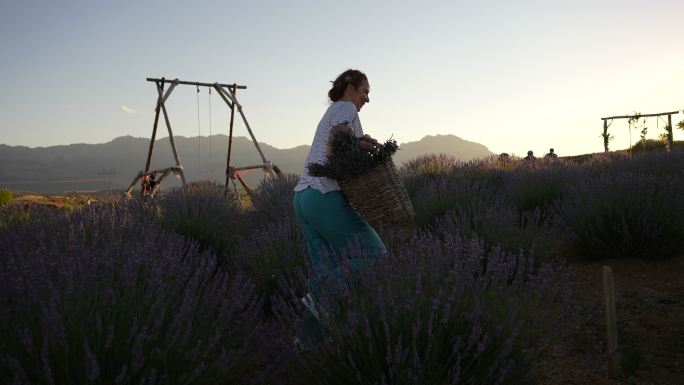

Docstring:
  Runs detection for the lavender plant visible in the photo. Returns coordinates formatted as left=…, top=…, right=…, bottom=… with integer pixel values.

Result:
left=273, top=229, right=571, bottom=385
left=400, top=153, right=460, bottom=177
left=225, top=173, right=308, bottom=314
left=248, top=173, right=301, bottom=223
left=555, top=172, right=684, bottom=260
left=584, top=149, right=684, bottom=177
left=410, top=174, right=495, bottom=228
left=0, top=203, right=69, bottom=230
left=405, top=157, right=564, bottom=261
left=157, top=181, right=244, bottom=259
left=4, top=141, right=683, bottom=385
left=307, top=126, right=399, bottom=181
left=504, top=158, right=579, bottom=226
left=431, top=202, right=562, bottom=265
left=400, top=155, right=506, bottom=202
left=0, top=202, right=266, bottom=385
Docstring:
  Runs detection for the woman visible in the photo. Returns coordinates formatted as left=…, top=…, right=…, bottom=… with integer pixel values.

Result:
left=293, top=69, right=387, bottom=296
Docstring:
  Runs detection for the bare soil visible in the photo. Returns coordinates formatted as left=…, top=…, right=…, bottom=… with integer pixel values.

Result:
left=536, top=256, right=684, bottom=384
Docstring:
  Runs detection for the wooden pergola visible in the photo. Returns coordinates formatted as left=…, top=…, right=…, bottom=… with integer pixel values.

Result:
left=601, top=110, right=680, bottom=152
left=126, top=77, right=279, bottom=198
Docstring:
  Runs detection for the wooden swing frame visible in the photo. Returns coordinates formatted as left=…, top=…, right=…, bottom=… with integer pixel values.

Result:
left=125, top=77, right=280, bottom=198
left=600, top=110, right=680, bottom=152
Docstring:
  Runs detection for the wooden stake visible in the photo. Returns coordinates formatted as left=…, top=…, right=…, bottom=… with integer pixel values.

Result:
left=667, top=114, right=673, bottom=152
left=602, top=266, right=620, bottom=379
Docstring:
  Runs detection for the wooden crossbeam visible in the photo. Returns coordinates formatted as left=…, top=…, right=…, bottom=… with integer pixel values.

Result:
left=147, top=77, right=246, bottom=89
left=601, top=111, right=679, bottom=120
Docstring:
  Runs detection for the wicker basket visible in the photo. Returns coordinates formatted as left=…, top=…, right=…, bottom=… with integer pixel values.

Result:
left=339, top=158, right=415, bottom=229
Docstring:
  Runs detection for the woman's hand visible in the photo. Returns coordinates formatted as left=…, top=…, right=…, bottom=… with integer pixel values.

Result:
left=360, top=134, right=378, bottom=144
left=327, top=123, right=379, bottom=153
left=358, top=134, right=378, bottom=151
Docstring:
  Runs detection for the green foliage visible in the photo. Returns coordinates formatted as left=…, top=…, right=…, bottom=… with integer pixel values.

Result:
left=600, top=131, right=615, bottom=143
left=628, top=139, right=666, bottom=153
left=627, top=113, right=650, bottom=152
left=0, top=188, right=13, bottom=206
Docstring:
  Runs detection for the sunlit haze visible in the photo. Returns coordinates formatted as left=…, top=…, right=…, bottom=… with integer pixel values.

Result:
left=1, top=0, right=682, bottom=157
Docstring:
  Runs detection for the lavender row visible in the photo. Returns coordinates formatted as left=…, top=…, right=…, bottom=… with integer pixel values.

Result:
left=0, top=201, right=268, bottom=384
left=1, top=149, right=682, bottom=383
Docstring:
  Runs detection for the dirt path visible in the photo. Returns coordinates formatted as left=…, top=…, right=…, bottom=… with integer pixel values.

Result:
left=536, top=256, right=684, bottom=384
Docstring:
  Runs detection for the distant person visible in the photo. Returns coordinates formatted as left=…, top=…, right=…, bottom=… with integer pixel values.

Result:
left=148, top=174, right=158, bottom=193
left=140, top=172, right=159, bottom=197
left=544, top=148, right=558, bottom=160
left=140, top=172, right=151, bottom=197
left=524, top=150, right=536, bottom=161
left=498, top=152, right=510, bottom=165
left=293, top=69, right=386, bottom=303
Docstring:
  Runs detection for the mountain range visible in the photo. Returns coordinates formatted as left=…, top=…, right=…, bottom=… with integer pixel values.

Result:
left=0, top=134, right=493, bottom=193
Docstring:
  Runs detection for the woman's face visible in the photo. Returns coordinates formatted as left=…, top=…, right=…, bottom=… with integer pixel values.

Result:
left=345, top=79, right=370, bottom=112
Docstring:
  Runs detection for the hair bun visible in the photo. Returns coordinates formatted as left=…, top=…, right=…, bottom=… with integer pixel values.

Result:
left=328, top=69, right=367, bottom=102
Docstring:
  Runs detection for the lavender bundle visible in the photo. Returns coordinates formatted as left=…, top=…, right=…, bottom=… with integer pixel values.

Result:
left=307, top=124, right=398, bottom=181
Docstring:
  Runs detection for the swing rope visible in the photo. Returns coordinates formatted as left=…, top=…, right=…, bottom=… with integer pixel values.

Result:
left=208, top=88, right=212, bottom=177
left=196, top=85, right=202, bottom=178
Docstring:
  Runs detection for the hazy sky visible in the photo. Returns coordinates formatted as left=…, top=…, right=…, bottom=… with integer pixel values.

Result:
left=1, top=0, right=682, bottom=156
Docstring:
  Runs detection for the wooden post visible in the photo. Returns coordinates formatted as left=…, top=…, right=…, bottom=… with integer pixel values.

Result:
left=603, top=119, right=609, bottom=152
left=160, top=101, right=186, bottom=185
left=125, top=172, right=142, bottom=197
left=225, top=83, right=237, bottom=197
left=223, top=85, right=274, bottom=176
left=145, top=80, right=165, bottom=173
left=667, top=114, right=673, bottom=152
left=145, top=80, right=178, bottom=173
left=602, top=266, right=620, bottom=379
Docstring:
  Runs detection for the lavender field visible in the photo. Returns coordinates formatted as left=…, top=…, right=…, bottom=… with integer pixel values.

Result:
left=2, top=150, right=684, bottom=384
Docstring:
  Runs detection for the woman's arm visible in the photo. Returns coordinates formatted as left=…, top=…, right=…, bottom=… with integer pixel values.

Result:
left=327, top=123, right=379, bottom=154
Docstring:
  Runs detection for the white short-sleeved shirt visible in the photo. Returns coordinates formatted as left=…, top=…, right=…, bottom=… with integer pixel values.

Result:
left=294, top=101, right=364, bottom=194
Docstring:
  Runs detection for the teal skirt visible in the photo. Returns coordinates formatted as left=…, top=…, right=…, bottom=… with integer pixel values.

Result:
left=293, top=187, right=386, bottom=292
